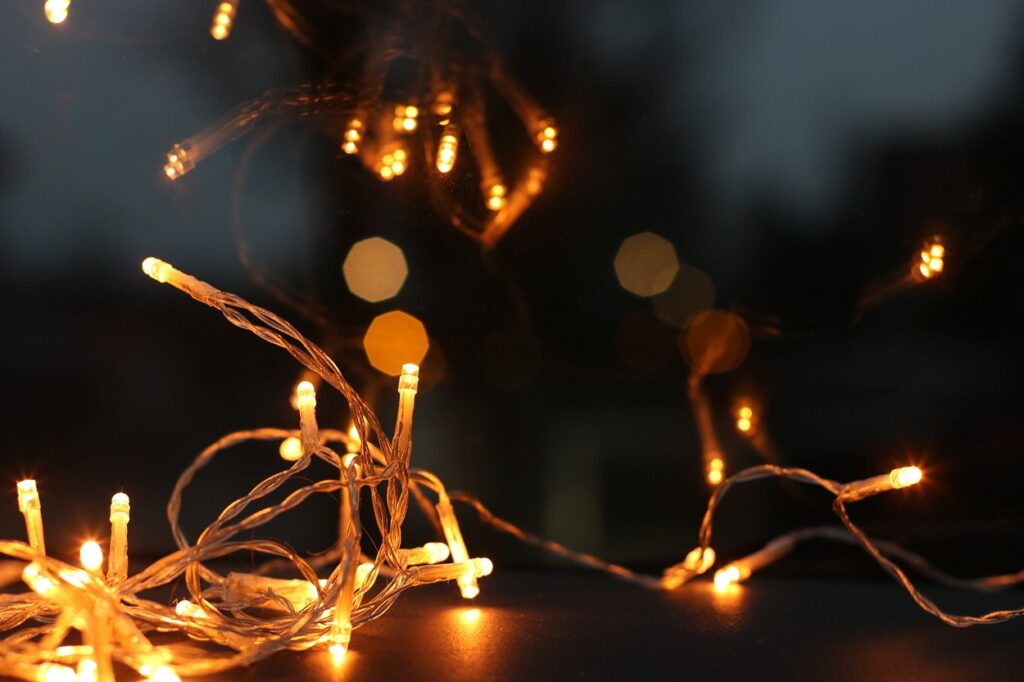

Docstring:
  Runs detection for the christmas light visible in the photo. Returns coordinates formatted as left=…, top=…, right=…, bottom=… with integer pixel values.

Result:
left=278, top=436, right=303, bottom=462
left=210, top=1, right=238, bottom=41
left=485, top=183, right=507, bottom=211
left=107, top=493, right=130, bottom=584
left=43, top=0, right=70, bottom=24
left=735, top=405, right=756, bottom=435
left=436, top=127, right=459, bottom=174
left=915, top=239, right=945, bottom=280
left=17, top=480, right=46, bottom=555
left=341, top=118, right=363, bottom=155
left=396, top=542, right=451, bottom=567
left=393, top=104, right=419, bottom=132
left=163, top=145, right=192, bottom=181
left=79, top=541, right=103, bottom=575
left=535, top=119, right=558, bottom=153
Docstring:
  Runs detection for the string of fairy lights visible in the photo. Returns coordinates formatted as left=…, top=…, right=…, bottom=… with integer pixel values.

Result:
left=16, top=2, right=1024, bottom=681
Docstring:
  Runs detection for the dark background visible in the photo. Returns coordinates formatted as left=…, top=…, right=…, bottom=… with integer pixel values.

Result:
left=1, top=0, right=1023, bottom=587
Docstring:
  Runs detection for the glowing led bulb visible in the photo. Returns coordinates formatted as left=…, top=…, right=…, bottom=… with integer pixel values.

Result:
left=146, top=665, right=181, bottom=682
left=17, top=480, right=46, bottom=555
left=279, top=436, right=303, bottom=462
left=735, top=405, right=755, bottom=434
left=76, top=659, right=98, bottom=682
left=329, top=641, right=348, bottom=666
left=376, top=147, right=409, bottom=180
left=22, top=563, right=56, bottom=597
left=44, top=0, right=70, bottom=24
left=432, top=90, right=455, bottom=116
left=706, top=457, right=725, bottom=486
left=535, top=119, right=558, bottom=153
left=210, top=1, right=238, bottom=40
left=396, top=542, right=451, bottom=567
left=713, top=564, right=744, bottom=592
left=163, top=144, right=193, bottom=180
left=295, top=381, right=316, bottom=410
left=683, top=546, right=716, bottom=573
left=341, top=118, right=363, bottom=155
left=80, top=541, right=103, bottom=574
left=486, top=184, right=507, bottom=211
left=393, top=104, right=419, bottom=132
left=436, top=127, right=459, bottom=174
left=890, top=466, right=922, bottom=489
left=915, top=239, right=945, bottom=280
left=175, top=599, right=207, bottom=619
left=108, top=492, right=130, bottom=583
left=37, top=663, right=76, bottom=682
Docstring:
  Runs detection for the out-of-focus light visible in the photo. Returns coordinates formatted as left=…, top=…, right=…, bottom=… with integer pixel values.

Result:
left=342, top=118, right=363, bottom=155
left=363, top=311, right=430, bottom=376
left=680, top=310, right=751, bottom=374
left=614, top=232, right=680, bottom=297
left=163, top=145, right=192, bottom=180
left=536, top=120, right=558, bottom=153
left=915, top=239, right=945, bottom=280
left=683, top=546, right=716, bottom=573
left=75, top=659, right=97, bottom=682
left=651, top=263, right=715, bottom=328
left=79, top=541, right=103, bottom=573
left=342, top=237, right=409, bottom=303
left=485, top=184, right=507, bottom=211
left=735, top=405, right=756, bottom=435
left=707, top=468, right=724, bottom=485
left=37, top=663, right=75, bottom=682
left=147, top=665, right=181, bottom=682
left=393, top=104, right=419, bottom=132
left=890, top=466, right=922, bottom=489
left=376, top=147, right=408, bottom=181
left=279, top=437, right=303, bottom=462
left=713, top=564, right=743, bottom=593
left=436, top=127, right=459, bottom=173
left=44, top=0, right=70, bottom=24
left=210, top=1, right=238, bottom=40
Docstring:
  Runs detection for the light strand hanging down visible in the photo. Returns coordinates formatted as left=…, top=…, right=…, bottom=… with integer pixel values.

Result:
left=166, top=1, right=559, bottom=249
left=0, top=259, right=1021, bottom=682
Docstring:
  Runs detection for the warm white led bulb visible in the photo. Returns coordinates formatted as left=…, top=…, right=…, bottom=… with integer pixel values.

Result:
left=43, top=0, right=70, bottom=24
left=890, top=466, right=922, bottom=489
left=80, top=541, right=103, bottom=573
left=295, top=381, right=316, bottom=410
left=279, top=437, right=303, bottom=462
left=37, top=663, right=76, bottom=682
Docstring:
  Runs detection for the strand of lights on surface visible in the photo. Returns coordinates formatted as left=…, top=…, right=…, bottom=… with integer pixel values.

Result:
left=1, top=255, right=1019, bottom=681
left=159, top=2, right=558, bottom=249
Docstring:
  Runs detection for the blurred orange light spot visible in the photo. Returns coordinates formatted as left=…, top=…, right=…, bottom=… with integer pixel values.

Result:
left=614, top=232, right=679, bottom=297
left=363, top=311, right=430, bottom=376
left=342, top=237, right=409, bottom=303
left=680, top=310, right=751, bottom=374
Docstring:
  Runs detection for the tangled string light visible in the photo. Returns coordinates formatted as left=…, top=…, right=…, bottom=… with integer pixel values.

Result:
left=163, top=0, right=558, bottom=249
left=1, top=256, right=1021, bottom=681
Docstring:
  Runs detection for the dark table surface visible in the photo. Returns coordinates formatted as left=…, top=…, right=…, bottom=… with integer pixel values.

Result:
left=210, top=571, right=1022, bottom=681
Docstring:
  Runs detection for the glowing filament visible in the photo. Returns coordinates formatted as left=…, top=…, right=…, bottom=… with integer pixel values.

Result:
left=279, top=436, right=303, bottom=462
left=210, top=1, right=238, bottom=41
left=43, top=0, right=70, bottom=24
left=486, top=184, right=507, bottom=211
left=107, top=493, right=130, bottom=584
left=536, top=120, right=558, bottom=153
left=80, top=541, right=103, bottom=574
left=341, top=118, right=363, bottom=155
left=436, top=128, right=459, bottom=174
left=17, top=480, right=46, bottom=555
left=393, top=104, right=419, bottom=132
left=163, top=144, right=193, bottom=180
left=916, top=239, right=945, bottom=280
